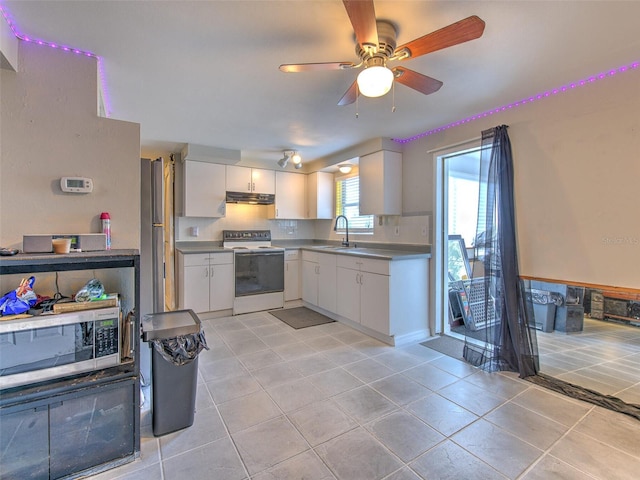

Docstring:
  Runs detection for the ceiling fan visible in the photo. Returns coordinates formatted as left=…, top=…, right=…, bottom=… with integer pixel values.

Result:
left=279, top=0, right=485, bottom=106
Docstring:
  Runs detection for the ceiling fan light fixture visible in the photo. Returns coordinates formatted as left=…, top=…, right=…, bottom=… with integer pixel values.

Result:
left=357, top=65, right=394, bottom=98
left=338, top=164, right=353, bottom=174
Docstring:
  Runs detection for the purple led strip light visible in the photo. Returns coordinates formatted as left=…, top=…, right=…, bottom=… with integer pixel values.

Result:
left=0, top=4, right=112, bottom=117
left=392, top=61, right=639, bottom=144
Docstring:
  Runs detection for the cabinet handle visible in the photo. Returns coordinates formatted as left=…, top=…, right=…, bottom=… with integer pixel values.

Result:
left=276, top=208, right=278, bottom=217
left=210, top=266, right=214, bottom=277
left=205, top=267, right=209, bottom=277
left=252, top=182, right=256, bottom=191
left=247, top=182, right=251, bottom=191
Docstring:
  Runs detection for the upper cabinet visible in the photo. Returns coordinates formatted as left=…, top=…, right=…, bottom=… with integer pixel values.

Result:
left=226, top=166, right=275, bottom=194
left=306, top=172, right=334, bottom=219
left=268, top=171, right=306, bottom=219
left=359, top=150, right=402, bottom=215
left=182, top=160, right=226, bottom=217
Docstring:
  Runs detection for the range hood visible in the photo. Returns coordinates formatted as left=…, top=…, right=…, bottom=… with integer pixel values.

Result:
left=225, top=191, right=275, bottom=205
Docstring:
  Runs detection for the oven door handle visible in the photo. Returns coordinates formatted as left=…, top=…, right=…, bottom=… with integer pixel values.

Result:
left=235, top=252, right=284, bottom=258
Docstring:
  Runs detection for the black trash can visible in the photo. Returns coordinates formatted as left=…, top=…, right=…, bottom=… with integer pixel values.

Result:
left=141, top=309, right=208, bottom=436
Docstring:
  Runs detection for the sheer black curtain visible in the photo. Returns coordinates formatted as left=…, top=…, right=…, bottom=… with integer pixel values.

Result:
left=462, top=125, right=539, bottom=378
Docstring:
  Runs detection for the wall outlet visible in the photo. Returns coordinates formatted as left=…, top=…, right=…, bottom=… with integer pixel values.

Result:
left=421, top=226, right=428, bottom=237
left=394, top=226, right=400, bottom=236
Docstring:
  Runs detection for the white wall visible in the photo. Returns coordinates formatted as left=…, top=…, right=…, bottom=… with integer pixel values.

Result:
left=0, top=41, right=140, bottom=249
left=402, top=68, right=640, bottom=289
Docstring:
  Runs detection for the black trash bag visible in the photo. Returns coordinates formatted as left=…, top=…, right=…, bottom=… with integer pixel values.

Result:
left=151, top=330, right=209, bottom=366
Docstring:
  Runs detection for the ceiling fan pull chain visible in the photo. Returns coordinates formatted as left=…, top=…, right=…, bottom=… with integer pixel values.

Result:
left=356, top=84, right=359, bottom=118
left=392, top=81, right=396, bottom=112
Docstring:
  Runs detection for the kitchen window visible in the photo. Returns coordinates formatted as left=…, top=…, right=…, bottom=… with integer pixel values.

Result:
left=335, top=175, right=374, bottom=233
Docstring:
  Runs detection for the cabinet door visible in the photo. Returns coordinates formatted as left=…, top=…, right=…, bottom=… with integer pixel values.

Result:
left=336, top=267, right=360, bottom=323
left=0, top=404, right=49, bottom=479
left=226, top=165, right=252, bottom=192
left=306, top=172, right=334, bottom=219
left=359, top=150, right=402, bottom=215
left=251, top=168, right=275, bottom=195
left=360, top=272, right=390, bottom=335
left=317, top=253, right=337, bottom=313
left=182, top=265, right=211, bottom=313
left=50, top=380, right=135, bottom=479
left=184, top=161, right=226, bottom=217
left=273, top=172, right=305, bottom=219
left=209, top=263, right=234, bottom=311
left=285, top=259, right=300, bottom=301
left=302, top=260, right=318, bottom=305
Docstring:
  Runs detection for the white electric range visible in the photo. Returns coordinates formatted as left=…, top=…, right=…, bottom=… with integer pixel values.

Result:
left=223, top=230, right=284, bottom=314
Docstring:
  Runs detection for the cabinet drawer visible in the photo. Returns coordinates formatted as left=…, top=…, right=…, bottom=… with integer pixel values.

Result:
left=182, top=253, right=210, bottom=266
left=302, top=250, right=319, bottom=262
left=335, top=255, right=389, bottom=275
left=285, top=250, right=299, bottom=261
left=210, top=252, right=233, bottom=265
left=360, top=258, right=389, bottom=275
left=336, top=255, right=362, bottom=270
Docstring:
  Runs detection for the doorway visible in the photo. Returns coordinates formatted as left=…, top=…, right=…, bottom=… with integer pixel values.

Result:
left=434, top=142, right=483, bottom=338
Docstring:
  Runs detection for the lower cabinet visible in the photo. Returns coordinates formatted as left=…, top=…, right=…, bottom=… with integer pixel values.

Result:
left=335, top=254, right=429, bottom=342
left=177, top=252, right=234, bottom=313
left=284, top=250, right=300, bottom=301
left=337, top=256, right=391, bottom=334
left=0, top=378, right=136, bottom=480
left=301, top=251, right=336, bottom=313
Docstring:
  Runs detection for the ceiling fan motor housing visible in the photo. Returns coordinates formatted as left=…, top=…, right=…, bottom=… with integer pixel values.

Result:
left=356, top=20, right=397, bottom=62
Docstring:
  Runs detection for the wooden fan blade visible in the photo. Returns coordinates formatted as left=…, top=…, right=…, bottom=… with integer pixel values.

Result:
left=338, top=80, right=359, bottom=106
left=343, top=0, right=378, bottom=50
left=395, top=15, right=485, bottom=59
left=279, top=62, right=356, bottom=73
left=392, top=67, right=443, bottom=95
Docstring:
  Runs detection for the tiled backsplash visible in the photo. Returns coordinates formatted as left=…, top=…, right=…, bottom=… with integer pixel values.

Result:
left=176, top=203, right=432, bottom=246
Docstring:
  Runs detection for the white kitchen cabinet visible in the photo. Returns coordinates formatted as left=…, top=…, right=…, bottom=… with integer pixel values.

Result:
left=177, top=252, right=234, bottom=313
left=226, top=165, right=275, bottom=194
left=301, top=250, right=336, bottom=313
left=284, top=249, right=300, bottom=301
left=269, top=171, right=306, bottom=219
left=306, top=171, right=334, bottom=219
left=335, top=254, right=428, bottom=343
left=336, top=256, right=390, bottom=333
left=359, top=150, right=402, bottom=215
left=183, top=160, right=226, bottom=217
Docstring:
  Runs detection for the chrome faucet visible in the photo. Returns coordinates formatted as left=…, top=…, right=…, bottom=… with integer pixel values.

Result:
left=334, top=215, right=349, bottom=247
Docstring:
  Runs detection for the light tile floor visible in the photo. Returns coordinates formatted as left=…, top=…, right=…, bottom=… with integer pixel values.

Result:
left=90, top=311, right=640, bottom=480
left=537, top=317, right=640, bottom=404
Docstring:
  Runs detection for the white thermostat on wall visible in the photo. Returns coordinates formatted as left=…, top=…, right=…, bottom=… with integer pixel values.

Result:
left=60, top=176, right=93, bottom=193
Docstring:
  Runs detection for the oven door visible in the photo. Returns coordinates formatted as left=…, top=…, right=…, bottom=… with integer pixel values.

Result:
left=234, top=251, right=284, bottom=297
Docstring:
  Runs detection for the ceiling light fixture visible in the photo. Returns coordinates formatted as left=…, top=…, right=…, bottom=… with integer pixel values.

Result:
left=292, top=151, right=303, bottom=169
left=277, top=155, right=289, bottom=168
left=357, top=57, right=394, bottom=98
left=278, top=150, right=303, bottom=169
left=338, top=164, right=353, bottom=174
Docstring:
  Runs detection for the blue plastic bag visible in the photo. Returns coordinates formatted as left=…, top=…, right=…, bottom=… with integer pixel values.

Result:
left=0, top=276, right=37, bottom=315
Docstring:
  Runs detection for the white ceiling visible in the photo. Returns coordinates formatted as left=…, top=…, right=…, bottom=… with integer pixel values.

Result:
left=4, top=1, right=640, bottom=166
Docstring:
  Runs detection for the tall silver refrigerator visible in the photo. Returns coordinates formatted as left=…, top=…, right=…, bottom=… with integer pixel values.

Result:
left=140, top=157, right=166, bottom=382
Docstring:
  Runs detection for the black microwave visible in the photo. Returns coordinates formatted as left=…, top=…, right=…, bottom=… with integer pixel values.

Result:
left=0, top=306, right=121, bottom=390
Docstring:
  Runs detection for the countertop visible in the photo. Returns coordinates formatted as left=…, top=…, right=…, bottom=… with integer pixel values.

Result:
left=175, top=241, right=430, bottom=260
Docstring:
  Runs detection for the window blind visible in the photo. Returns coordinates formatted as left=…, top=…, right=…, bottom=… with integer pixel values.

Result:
left=335, top=176, right=374, bottom=231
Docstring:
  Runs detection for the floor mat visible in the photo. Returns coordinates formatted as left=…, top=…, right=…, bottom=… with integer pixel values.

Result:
left=420, top=335, right=465, bottom=361
left=270, top=307, right=335, bottom=329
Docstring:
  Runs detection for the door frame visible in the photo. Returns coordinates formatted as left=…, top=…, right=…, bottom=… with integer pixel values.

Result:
left=430, top=138, right=481, bottom=336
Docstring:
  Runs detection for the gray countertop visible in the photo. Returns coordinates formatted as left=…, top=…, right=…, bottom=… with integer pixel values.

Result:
left=175, top=241, right=430, bottom=260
